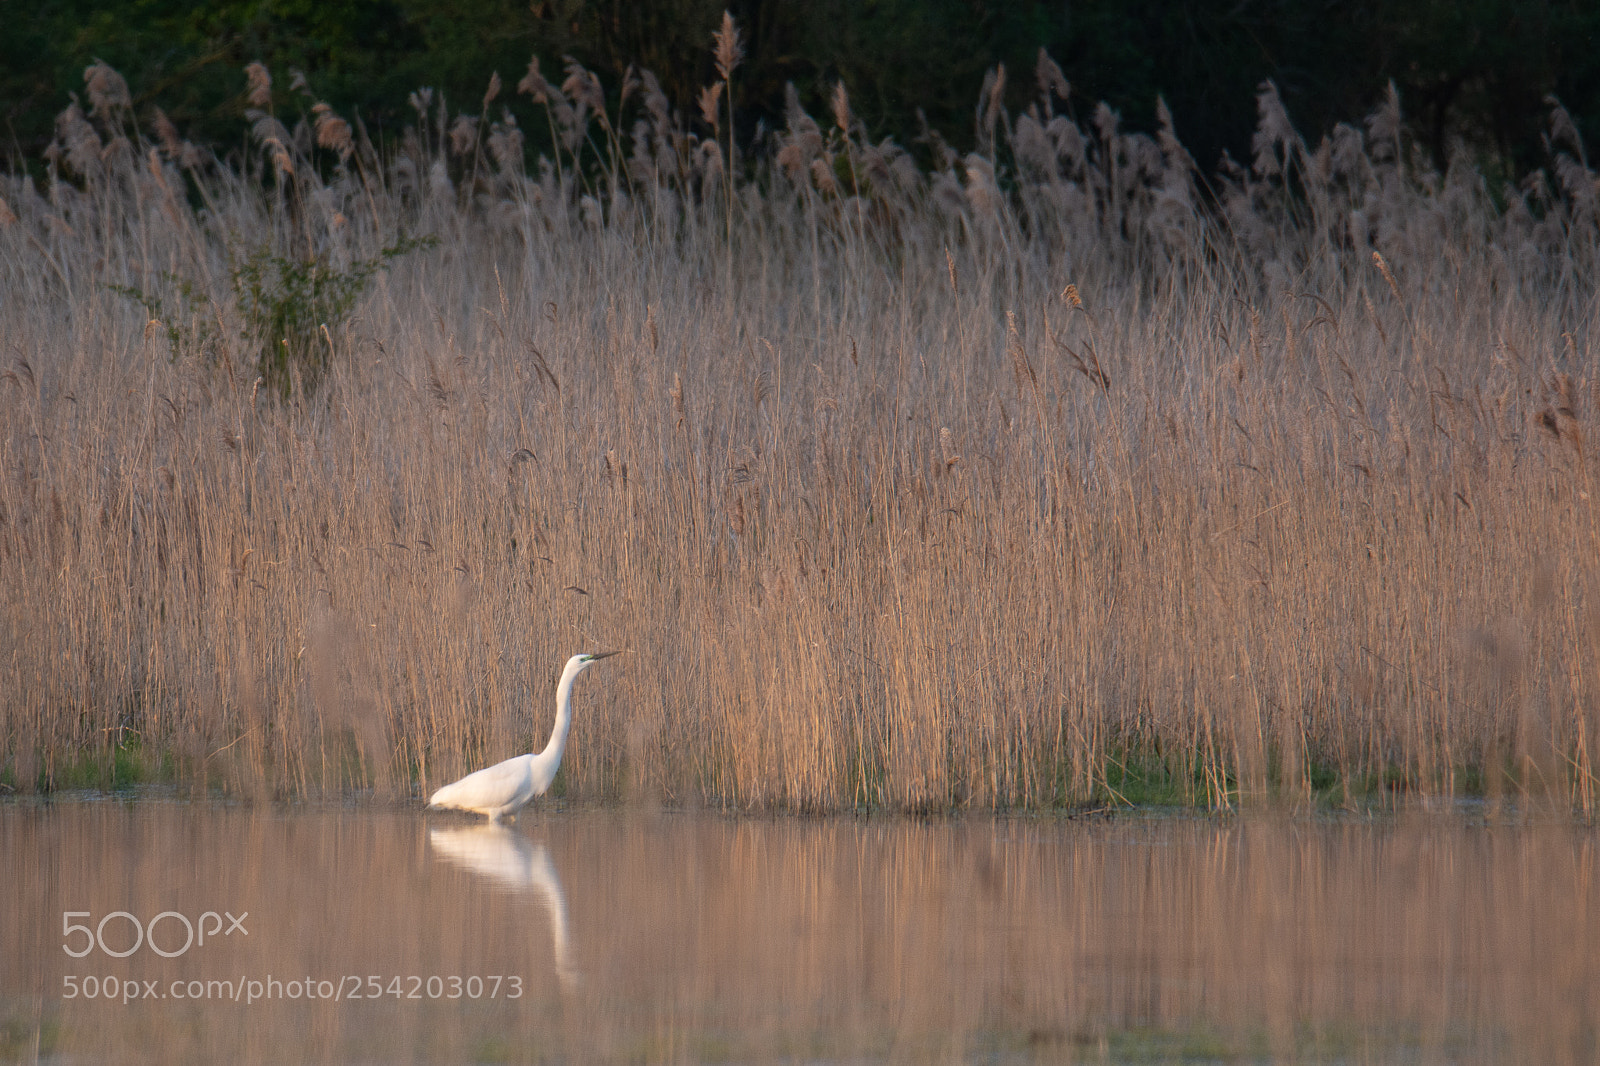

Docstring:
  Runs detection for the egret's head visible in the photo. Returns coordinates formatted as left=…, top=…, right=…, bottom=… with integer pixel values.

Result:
left=573, top=650, right=621, bottom=671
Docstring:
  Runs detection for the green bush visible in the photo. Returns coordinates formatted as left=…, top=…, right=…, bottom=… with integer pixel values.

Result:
left=232, top=234, right=434, bottom=397
left=112, top=234, right=434, bottom=397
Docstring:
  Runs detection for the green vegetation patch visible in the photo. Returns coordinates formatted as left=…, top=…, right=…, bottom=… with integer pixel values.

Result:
left=39, top=738, right=176, bottom=793
left=111, top=234, right=435, bottom=397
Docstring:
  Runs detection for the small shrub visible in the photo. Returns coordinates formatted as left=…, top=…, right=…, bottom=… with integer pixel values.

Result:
left=233, top=234, right=436, bottom=397
left=111, top=234, right=434, bottom=396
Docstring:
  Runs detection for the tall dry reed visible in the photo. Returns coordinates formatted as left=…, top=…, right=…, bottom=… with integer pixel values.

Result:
left=1, top=51, right=1597, bottom=810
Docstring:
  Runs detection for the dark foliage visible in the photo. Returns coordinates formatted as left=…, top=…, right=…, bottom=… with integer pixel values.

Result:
left=4, top=0, right=1596, bottom=179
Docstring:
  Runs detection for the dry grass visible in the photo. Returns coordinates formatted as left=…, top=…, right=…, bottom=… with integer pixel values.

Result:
left=1, top=54, right=1598, bottom=811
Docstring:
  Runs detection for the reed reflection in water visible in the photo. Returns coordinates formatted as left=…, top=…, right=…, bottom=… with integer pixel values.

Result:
left=1, top=803, right=1596, bottom=1063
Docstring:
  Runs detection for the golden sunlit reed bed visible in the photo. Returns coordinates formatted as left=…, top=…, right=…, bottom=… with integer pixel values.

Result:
left=1, top=50, right=1598, bottom=812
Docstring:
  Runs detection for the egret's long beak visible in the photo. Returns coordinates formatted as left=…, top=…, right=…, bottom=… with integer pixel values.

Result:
left=585, top=650, right=622, bottom=661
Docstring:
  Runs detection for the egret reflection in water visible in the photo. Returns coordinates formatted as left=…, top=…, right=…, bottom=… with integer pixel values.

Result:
left=428, top=825, right=577, bottom=988
left=11, top=808, right=1600, bottom=1062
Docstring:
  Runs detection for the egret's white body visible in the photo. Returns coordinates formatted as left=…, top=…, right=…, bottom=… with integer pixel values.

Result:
left=428, top=651, right=617, bottom=822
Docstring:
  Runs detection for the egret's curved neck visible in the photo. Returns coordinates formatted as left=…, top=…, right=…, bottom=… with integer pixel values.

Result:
left=539, top=659, right=585, bottom=763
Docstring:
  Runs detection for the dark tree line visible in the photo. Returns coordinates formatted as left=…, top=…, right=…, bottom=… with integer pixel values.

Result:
left=5, top=0, right=1596, bottom=179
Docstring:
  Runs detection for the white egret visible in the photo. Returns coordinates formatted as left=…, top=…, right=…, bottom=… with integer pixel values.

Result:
left=428, top=651, right=618, bottom=822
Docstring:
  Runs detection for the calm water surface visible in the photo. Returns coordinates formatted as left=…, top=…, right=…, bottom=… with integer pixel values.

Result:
left=1, top=801, right=1595, bottom=1063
